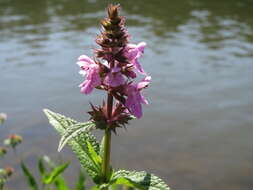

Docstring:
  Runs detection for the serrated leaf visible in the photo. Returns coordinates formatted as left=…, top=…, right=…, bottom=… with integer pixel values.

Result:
left=75, top=170, right=86, bottom=190
left=43, top=109, right=100, bottom=153
left=111, top=170, right=170, bottom=190
left=21, top=162, right=38, bottom=190
left=58, top=121, right=96, bottom=152
left=43, top=162, right=69, bottom=184
left=43, top=109, right=101, bottom=182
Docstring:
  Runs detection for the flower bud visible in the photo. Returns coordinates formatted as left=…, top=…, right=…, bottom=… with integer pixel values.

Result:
left=4, top=167, right=14, bottom=177
left=101, top=19, right=113, bottom=30
left=0, top=113, right=7, bottom=124
left=107, top=4, right=119, bottom=20
left=4, top=134, right=22, bottom=149
left=0, top=147, right=7, bottom=157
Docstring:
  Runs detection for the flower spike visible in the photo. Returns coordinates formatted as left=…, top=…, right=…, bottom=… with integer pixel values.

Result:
left=77, top=4, right=151, bottom=125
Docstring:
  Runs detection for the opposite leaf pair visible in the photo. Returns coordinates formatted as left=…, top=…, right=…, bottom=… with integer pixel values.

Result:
left=44, top=109, right=170, bottom=190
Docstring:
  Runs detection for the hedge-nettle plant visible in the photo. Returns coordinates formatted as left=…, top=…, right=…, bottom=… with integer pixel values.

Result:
left=44, top=4, right=170, bottom=190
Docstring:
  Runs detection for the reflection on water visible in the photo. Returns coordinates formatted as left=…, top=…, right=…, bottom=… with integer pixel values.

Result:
left=1, top=0, right=253, bottom=189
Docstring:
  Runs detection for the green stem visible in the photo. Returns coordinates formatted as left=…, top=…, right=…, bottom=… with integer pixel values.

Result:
left=102, top=93, right=113, bottom=185
left=102, top=128, right=111, bottom=182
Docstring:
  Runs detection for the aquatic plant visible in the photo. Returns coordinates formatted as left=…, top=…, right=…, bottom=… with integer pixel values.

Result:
left=44, top=4, right=169, bottom=190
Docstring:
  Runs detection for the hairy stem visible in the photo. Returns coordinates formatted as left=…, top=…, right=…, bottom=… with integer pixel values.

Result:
left=102, top=128, right=111, bottom=182
left=102, top=93, right=113, bottom=184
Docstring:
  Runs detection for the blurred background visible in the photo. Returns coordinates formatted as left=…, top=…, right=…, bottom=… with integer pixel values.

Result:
left=1, top=0, right=253, bottom=189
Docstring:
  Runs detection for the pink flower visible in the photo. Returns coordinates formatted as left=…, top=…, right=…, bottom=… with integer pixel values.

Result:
left=77, top=55, right=101, bottom=94
left=137, top=75, right=151, bottom=89
left=125, top=76, right=151, bottom=118
left=104, top=66, right=125, bottom=87
left=124, top=42, right=147, bottom=75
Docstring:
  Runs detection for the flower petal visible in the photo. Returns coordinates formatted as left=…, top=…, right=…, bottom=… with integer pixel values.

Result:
left=78, top=55, right=95, bottom=64
left=133, top=59, right=146, bottom=74
left=125, top=95, right=142, bottom=118
left=79, top=70, right=86, bottom=76
left=80, top=80, right=93, bottom=94
left=104, top=72, right=125, bottom=87
left=137, top=76, right=151, bottom=89
left=136, top=42, right=146, bottom=55
left=140, top=94, right=148, bottom=105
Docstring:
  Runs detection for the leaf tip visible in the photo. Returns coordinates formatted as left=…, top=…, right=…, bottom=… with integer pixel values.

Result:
left=43, top=108, right=48, bottom=112
left=43, top=108, right=51, bottom=115
left=57, top=144, right=63, bottom=152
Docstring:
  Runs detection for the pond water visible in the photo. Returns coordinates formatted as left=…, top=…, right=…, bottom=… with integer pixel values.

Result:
left=1, top=0, right=253, bottom=189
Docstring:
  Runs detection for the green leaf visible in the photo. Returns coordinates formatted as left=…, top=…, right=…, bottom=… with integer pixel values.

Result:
left=75, top=170, right=86, bottom=190
left=41, top=156, right=69, bottom=190
left=43, top=109, right=101, bottom=182
left=38, top=158, right=46, bottom=178
left=43, top=162, right=69, bottom=184
left=109, top=183, right=120, bottom=190
left=43, top=109, right=100, bottom=153
left=111, top=170, right=170, bottom=190
left=58, top=121, right=97, bottom=152
left=21, top=162, right=38, bottom=190
left=90, top=185, right=100, bottom=190
left=54, top=176, right=69, bottom=190
left=86, top=141, right=102, bottom=168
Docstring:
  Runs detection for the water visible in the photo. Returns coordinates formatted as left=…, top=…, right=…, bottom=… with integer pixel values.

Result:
left=1, top=0, right=253, bottom=189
